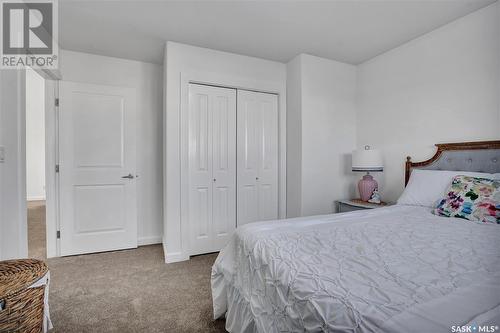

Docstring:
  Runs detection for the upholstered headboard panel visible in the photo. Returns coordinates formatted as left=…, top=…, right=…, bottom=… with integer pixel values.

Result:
left=405, top=141, right=500, bottom=186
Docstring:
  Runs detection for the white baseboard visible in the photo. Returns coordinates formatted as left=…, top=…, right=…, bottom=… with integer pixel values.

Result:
left=27, top=196, right=46, bottom=201
left=137, top=235, right=162, bottom=246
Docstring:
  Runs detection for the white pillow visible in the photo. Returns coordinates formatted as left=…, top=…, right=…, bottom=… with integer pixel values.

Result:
left=397, top=169, right=494, bottom=207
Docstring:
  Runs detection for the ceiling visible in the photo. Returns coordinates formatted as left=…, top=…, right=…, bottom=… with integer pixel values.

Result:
left=59, top=0, right=497, bottom=65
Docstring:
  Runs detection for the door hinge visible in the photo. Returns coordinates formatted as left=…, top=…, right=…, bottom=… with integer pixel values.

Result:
left=55, top=164, right=59, bottom=173
left=55, top=98, right=59, bottom=107
left=56, top=230, right=60, bottom=239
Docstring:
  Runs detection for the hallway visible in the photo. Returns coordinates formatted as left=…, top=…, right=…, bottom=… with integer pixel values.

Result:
left=28, top=200, right=46, bottom=260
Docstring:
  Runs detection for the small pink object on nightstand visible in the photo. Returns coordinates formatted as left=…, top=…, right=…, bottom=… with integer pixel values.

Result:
left=358, top=174, right=378, bottom=201
left=352, top=146, right=383, bottom=202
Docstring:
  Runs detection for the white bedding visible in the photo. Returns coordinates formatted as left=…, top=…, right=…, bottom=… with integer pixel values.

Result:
left=211, top=205, right=500, bottom=332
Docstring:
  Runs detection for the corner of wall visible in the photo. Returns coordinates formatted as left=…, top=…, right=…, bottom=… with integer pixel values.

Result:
left=162, top=236, right=189, bottom=263
left=354, top=3, right=500, bottom=202
left=162, top=42, right=169, bottom=261
left=285, top=55, right=303, bottom=218
left=0, top=69, right=28, bottom=260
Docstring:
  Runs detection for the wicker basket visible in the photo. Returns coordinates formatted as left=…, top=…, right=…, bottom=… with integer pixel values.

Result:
left=0, top=259, right=48, bottom=333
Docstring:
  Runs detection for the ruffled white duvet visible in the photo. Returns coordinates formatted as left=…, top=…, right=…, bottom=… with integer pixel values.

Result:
left=211, top=205, right=500, bottom=333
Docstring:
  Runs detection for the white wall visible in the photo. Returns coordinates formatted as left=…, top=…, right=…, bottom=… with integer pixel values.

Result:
left=357, top=3, right=500, bottom=202
left=287, top=54, right=357, bottom=217
left=0, top=70, right=28, bottom=260
left=26, top=69, right=46, bottom=201
left=59, top=50, right=164, bottom=245
left=164, top=41, right=287, bottom=262
left=286, top=56, right=302, bottom=218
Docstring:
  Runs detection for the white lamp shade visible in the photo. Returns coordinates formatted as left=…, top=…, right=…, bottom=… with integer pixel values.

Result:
left=352, top=148, right=383, bottom=172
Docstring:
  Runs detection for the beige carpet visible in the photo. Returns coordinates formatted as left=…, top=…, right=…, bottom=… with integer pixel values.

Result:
left=27, top=202, right=226, bottom=332
left=28, top=200, right=47, bottom=260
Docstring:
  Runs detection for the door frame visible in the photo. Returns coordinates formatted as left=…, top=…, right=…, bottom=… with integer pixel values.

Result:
left=57, top=81, right=138, bottom=256
left=17, top=68, right=61, bottom=259
left=172, top=70, right=286, bottom=263
left=18, top=69, right=142, bottom=259
left=44, top=77, right=60, bottom=258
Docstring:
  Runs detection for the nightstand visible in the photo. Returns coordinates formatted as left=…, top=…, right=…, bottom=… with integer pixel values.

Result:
left=337, top=199, right=390, bottom=213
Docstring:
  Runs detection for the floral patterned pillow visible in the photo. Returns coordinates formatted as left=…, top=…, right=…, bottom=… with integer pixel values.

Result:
left=433, top=175, right=500, bottom=224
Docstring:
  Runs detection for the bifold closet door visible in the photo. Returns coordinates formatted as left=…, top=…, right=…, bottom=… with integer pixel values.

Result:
left=188, top=84, right=236, bottom=255
left=237, top=90, right=279, bottom=226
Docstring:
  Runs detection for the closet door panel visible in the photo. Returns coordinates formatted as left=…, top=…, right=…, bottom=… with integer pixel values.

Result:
left=237, top=90, right=279, bottom=226
left=192, top=93, right=210, bottom=174
left=258, top=94, right=279, bottom=221
left=239, top=185, right=259, bottom=224
left=258, top=184, right=275, bottom=220
left=211, top=91, right=236, bottom=250
left=191, top=186, right=211, bottom=241
left=240, top=98, right=260, bottom=174
left=237, top=92, right=260, bottom=226
left=188, top=86, right=213, bottom=254
left=212, top=185, right=231, bottom=246
left=188, top=83, right=236, bottom=255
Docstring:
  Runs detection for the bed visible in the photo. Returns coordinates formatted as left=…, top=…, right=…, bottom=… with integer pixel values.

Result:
left=212, top=141, right=500, bottom=333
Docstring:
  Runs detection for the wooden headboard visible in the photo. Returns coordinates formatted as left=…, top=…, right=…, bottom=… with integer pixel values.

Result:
left=405, top=140, right=500, bottom=186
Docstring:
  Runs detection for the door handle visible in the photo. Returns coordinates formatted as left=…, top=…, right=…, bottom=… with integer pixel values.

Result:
left=121, top=173, right=135, bottom=179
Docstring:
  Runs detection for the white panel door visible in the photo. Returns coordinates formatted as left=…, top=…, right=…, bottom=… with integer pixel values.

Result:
left=188, top=84, right=236, bottom=255
left=211, top=90, right=237, bottom=250
left=237, top=90, right=279, bottom=226
left=59, top=81, right=137, bottom=256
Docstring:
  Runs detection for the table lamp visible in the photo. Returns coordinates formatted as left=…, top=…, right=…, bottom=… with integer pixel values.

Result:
left=352, top=146, right=383, bottom=201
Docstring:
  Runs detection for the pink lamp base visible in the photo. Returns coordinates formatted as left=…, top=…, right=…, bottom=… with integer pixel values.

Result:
left=358, top=174, right=378, bottom=201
